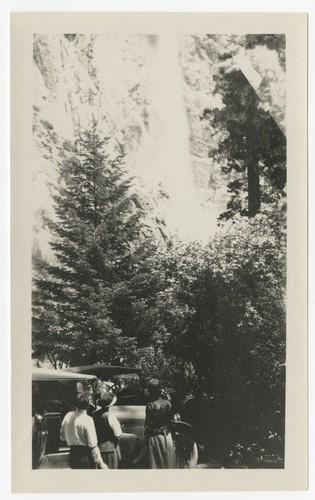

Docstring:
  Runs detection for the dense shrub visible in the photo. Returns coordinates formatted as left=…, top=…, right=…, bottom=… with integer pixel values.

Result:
left=159, top=212, right=286, bottom=464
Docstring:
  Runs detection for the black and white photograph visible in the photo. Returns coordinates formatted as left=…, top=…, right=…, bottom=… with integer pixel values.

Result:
left=10, top=11, right=308, bottom=494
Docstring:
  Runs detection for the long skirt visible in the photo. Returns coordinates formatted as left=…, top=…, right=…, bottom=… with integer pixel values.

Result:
left=69, top=446, right=94, bottom=469
left=147, top=432, right=177, bottom=469
left=100, top=443, right=121, bottom=469
left=118, top=433, right=142, bottom=465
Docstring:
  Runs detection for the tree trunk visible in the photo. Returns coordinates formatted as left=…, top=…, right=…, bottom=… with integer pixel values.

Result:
left=246, top=113, right=260, bottom=217
left=247, top=162, right=260, bottom=217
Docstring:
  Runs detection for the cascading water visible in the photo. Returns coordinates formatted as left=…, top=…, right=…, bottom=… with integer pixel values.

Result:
left=135, top=34, right=215, bottom=242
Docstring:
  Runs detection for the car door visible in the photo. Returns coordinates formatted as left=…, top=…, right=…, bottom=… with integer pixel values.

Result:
left=32, top=413, right=48, bottom=469
left=110, top=404, right=146, bottom=439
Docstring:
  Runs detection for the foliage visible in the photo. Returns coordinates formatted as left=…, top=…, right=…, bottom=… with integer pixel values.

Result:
left=243, top=34, right=286, bottom=69
left=130, top=345, right=197, bottom=396
left=202, top=35, right=286, bottom=219
left=32, top=122, right=155, bottom=366
left=154, top=213, right=286, bottom=461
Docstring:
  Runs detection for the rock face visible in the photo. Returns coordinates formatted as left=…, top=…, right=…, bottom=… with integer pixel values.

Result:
left=32, top=34, right=285, bottom=257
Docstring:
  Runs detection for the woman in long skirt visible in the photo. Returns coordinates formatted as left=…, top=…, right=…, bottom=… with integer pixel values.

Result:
left=145, top=379, right=177, bottom=469
left=93, top=392, right=122, bottom=469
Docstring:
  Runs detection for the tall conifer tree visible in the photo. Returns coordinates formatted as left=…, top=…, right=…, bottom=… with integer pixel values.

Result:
left=33, top=122, right=151, bottom=367
left=202, top=35, right=286, bottom=220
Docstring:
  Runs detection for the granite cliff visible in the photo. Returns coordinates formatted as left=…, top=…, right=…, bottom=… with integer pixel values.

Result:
left=32, top=34, right=285, bottom=257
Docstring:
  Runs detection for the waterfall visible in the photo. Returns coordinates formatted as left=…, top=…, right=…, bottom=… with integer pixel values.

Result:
left=135, top=34, right=214, bottom=242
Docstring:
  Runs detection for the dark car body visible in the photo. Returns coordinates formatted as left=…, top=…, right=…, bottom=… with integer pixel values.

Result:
left=32, top=368, right=97, bottom=469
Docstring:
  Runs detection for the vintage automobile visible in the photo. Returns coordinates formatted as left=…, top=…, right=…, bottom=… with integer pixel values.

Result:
left=32, top=364, right=198, bottom=469
left=32, top=368, right=97, bottom=469
left=65, top=364, right=198, bottom=468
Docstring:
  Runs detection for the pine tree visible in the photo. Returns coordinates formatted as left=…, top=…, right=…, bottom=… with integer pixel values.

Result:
left=202, top=35, right=286, bottom=220
left=32, top=122, right=151, bottom=367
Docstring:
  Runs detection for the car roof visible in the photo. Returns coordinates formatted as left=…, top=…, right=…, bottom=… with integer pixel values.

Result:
left=32, top=368, right=97, bottom=381
left=64, top=364, right=141, bottom=377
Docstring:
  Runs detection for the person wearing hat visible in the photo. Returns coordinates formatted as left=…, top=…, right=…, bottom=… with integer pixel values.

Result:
left=60, top=393, right=107, bottom=469
left=93, top=391, right=122, bottom=469
left=144, top=378, right=177, bottom=469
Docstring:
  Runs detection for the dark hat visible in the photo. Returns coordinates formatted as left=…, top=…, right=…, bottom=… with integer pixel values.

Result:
left=98, top=391, right=117, bottom=408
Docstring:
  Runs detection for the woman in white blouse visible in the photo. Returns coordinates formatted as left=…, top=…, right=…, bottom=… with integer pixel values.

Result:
left=60, top=393, right=108, bottom=469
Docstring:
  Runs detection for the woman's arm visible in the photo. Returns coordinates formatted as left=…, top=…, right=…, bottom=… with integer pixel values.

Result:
left=144, top=404, right=153, bottom=440
left=108, top=412, right=122, bottom=438
left=91, top=446, right=108, bottom=469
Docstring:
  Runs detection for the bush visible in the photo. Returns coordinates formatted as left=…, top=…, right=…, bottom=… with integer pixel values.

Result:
left=161, top=212, right=286, bottom=464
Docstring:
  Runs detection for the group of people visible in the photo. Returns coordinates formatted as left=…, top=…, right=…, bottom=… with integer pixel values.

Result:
left=60, top=378, right=177, bottom=469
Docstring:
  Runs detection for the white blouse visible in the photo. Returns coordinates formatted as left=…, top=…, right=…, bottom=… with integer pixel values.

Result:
left=60, top=409, right=98, bottom=448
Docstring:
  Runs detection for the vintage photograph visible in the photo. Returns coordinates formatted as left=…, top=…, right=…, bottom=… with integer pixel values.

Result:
left=31, top=32, right=287, bottom=472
